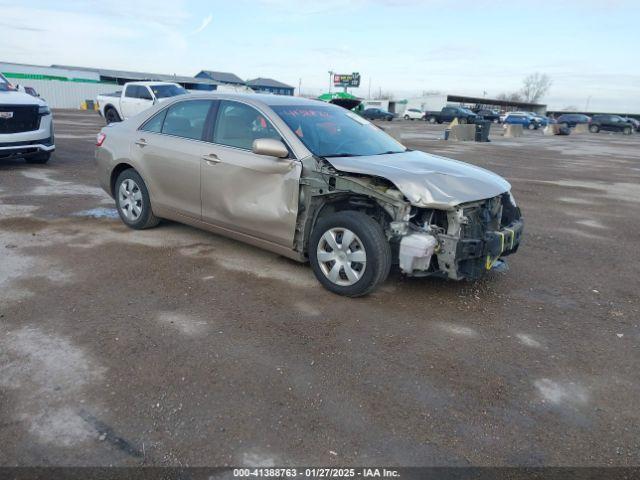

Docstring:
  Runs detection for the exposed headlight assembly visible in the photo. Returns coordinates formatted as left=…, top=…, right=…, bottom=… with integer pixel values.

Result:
left=38, top=105, right=51, bottom=116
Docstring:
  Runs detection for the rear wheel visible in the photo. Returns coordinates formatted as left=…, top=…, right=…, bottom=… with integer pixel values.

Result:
left=428, top=116, right=436, bottom=124
left=459, top=117, right=467, bottom=124
left=105, top=107, right=121, bottom=124
left=114, top=169, right=159, bottom=230
left=404, top=115, right=410, bottom=120
left=25, top=151, right=51, bottom=164
left=589, top=125, right=600, bottom=133
left=623, top=126, right=632, bottom=135
left=309, top=211, right=391, bottom=297
left=527, top=122, right=536, bottom=130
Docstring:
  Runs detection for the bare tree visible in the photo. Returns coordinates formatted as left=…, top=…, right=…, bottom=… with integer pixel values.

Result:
left=521, top=73, right=552, bottom=103
left=496, top=92, right=523, bottom=102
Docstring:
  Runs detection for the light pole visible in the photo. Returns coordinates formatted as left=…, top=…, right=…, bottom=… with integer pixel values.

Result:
left=328, top=70, right=333, bottom=94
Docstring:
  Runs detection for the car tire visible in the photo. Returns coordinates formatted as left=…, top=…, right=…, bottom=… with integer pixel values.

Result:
left=589, top=125, right=599, bottom=133
left=404, top=115, right=410, bottom=120
left=25, top=151, right=51, bottom=164
left=114, top=169, right=160, bottom=230
left=623, top=126, right=632, bottom=135
left=309, top=211, right=391, bottom=297
left=527, top=123, right=536, bottom=130
left=105, top=107, right=121, bottom=124
left=459, top=118, right=467, bottom=124
left=428, top=116, right=436, bottom=124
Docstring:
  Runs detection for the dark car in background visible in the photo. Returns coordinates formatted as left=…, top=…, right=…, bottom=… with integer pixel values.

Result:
left=622, top=116, right=640, bottom=132
left=361, top=108, right=395, bottom=121
left=475, top=109, right=501, bottom=123
left=589, top=115, right=634, bottom=135
left=556, top=113, right=591, bottom=128
left=425, top=106, right=478, bottom=124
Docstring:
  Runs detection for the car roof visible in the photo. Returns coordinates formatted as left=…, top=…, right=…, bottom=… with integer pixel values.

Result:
left=179, top=92, right=331, bottom=109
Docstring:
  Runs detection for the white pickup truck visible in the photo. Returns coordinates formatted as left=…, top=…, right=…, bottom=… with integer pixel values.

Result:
left=97, top=81, right=187, bottom=124
left=0, top=73, right=55, bottom=164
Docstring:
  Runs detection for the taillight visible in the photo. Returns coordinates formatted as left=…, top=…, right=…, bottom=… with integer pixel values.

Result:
left=96, top=133, right=106, bottom=147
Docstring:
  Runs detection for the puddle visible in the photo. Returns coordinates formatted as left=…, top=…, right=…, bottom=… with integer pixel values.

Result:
left=73, top=207, right=119, bottom=219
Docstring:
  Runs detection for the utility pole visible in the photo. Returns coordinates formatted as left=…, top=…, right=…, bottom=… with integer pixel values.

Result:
left=585, top=95, right=592, bottom=111
left=328, top=70, right=333, bottom=94
left=298, top=78, right=302, bottom=97
left=368, top=77, right=371, bottom=99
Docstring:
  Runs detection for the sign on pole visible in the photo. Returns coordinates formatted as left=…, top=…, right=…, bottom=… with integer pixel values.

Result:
left=333, top=72, right=361, bottom=88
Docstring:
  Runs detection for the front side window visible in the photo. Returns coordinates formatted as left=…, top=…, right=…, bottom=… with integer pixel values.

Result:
left=214, top=100, right=282, bottom=150
left=273, top=104, right=406, bottom=158
left=151, top=84, right=187, bottom=99
left=138, top=87, right=153, bottom=100
left=161, top=100, right=213, bottom=140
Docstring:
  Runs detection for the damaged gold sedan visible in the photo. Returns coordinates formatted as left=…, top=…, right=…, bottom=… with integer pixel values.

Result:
left=95, top=94, right=523, bottom=296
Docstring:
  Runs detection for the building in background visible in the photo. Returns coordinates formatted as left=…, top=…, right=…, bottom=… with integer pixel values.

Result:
left=247, top=78, right=295, bottom=96
left=195, top=70, right=246, bottom=87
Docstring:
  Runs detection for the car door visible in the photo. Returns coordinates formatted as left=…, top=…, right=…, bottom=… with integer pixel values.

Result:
left=121, top=85, right=154, bottom=119
left=200, top=100, right=301, bottom=247
left=130, top=99, right=216, bottom=219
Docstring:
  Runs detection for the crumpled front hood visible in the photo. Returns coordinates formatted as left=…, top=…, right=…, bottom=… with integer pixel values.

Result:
left=325, top=150, right=511, bottom=209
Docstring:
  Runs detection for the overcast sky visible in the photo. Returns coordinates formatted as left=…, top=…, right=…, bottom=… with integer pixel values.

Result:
left=2, top=0, right=639, bottom=112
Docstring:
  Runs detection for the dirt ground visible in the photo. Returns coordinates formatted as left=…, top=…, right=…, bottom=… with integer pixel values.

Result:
left=0, top=111, right=638, bottom=467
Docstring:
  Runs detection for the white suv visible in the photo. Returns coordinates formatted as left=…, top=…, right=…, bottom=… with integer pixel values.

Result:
left=403, top=108, right=425, bottom=120
left=0, top=74, right=55, bottom=164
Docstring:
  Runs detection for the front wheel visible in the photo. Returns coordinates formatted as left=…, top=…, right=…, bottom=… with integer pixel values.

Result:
left=589, top=125, right=599, bottom=133
left=114, top=169, right=159, bottom=230
left=404, top=115, right=410, bottom=120
left=623, top=126, right=632, bottom=135
left=459, top=117, right=467, bottom=124
left=428, top=116, right=436, bottom=124
left=527, top=122, right=536, bottom=130
left=25, top=151, right=51, bottom=164
left=309, top=211, right=391, bottom=297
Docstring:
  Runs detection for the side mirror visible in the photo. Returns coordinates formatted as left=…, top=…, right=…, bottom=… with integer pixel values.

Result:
left=252, top=138, right=289, bottom=159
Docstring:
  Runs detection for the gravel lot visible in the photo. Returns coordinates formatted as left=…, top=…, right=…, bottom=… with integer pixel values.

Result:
left=1, top=111, right=638, bottom=466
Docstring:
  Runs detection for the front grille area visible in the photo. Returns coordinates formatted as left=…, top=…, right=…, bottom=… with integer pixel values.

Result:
left=0, top=105, right=40, bottom=133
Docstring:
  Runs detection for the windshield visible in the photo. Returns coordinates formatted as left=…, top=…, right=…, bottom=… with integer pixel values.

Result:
left=151, top=84, right=187, bottom=98
left=272, top=104, right=406, bottom=157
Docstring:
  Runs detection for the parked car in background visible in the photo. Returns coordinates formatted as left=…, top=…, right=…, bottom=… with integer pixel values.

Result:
left=503, top=112, right=538, bottom=130
left=475, top=109, right=501, bottom=123
left=525, top=112, right=549, bottom=127
left=622, top=116, right=640, bottom=132
left=95, top=94, right=523, bottom=297
left=361, top=108, right=395, bottom=121
left=425, top=106, right=477, bottom=124
left=589, top=115, right=634, bottom=135
left=0, top=77, right=55, bottom=164
left=403, top=108, right=425, bottom=120
left=499, top=111, right=512, bottom=123
left=556, top=113, right=591, bottom=128
left=97, top=82, right=188, bottom=124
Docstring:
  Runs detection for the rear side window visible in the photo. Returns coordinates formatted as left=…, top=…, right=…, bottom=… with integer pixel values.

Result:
left=140, top=109, right=168, bottom=133
left=213, top=100, right=281, bottom=150
left=161, top=100, right=213, bottom=140
left=124, top=85, right=138, bottom=98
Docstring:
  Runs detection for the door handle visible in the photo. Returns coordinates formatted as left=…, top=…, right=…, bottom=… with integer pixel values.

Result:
left=201, top=153, right=220, bottom=165
left=135, top=139, right=147, bottom=147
